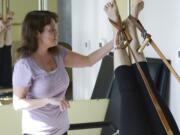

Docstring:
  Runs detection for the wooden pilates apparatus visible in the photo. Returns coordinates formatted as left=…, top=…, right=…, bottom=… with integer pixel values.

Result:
left=112, top=15, right=180, bottom=83
left=128, top=15, right=180, bottom=83
left=0, top=0, right=10, bottom=22
left=109, top=9, right=179, bottom=134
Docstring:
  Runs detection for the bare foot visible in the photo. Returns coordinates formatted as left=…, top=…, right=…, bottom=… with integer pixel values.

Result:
left=7, top=11, right=14, bottom=19
left=104, top=0, right=121, bottom=25
left=126, top=0, right=146, bottom=62
left=131, top=0, right=144, bottom=18
left=127, top=0, right=144, bottom=37
left=104, top=0, right=125, bottom=48
left=6, top=11, right=14, bottom=28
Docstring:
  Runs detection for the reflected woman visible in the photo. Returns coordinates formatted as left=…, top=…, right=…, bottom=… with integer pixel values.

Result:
left=0, top=11, right=14, bottom=88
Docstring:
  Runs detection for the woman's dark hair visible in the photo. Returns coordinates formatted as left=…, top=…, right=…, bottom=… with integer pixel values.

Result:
left=17, top=10, right=59, bottom=57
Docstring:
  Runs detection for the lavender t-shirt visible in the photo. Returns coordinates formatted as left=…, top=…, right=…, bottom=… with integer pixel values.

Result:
left=13, top=46, right=70, bottom=135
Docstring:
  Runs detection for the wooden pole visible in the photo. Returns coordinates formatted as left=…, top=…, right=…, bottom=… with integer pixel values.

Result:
left=150, top=40, right=180, bottom=82
left=129, top=46, right=174, bottom=135
left=138, top=37, right=180, bottom=82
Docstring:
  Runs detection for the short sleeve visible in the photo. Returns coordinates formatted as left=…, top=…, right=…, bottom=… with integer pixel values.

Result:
left=58, top=46, right=68, bottom=60
left=13, top=59, right=32, bottom=88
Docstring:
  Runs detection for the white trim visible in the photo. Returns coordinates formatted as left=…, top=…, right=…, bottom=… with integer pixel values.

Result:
left=38, top=0, right=48, bottom=10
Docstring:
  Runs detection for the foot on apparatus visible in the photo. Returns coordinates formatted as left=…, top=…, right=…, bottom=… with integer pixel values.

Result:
left=104, top=0, right=132, bottom=49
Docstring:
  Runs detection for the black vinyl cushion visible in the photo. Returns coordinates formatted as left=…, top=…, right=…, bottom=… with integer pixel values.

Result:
left=146, top=58, right=170, bottom=105
left=91, top=55, right=114, bottom=99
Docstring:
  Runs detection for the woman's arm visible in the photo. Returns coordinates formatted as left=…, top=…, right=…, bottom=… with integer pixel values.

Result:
left=13, top=87, right=49, bottom=111
left=64, top=40, right=113, bottom=68
left=13, top=87, right=70, bottom=111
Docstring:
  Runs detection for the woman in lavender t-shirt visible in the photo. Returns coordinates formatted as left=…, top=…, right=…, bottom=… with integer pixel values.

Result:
left=12, top=10, right=113, bottom=135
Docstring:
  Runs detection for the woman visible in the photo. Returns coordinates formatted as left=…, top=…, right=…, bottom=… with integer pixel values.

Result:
left=12, top=11, right=113, bottom=135
left=0, top=11, right=14, bottom=87
left=104, top=0, right=179, bottom=134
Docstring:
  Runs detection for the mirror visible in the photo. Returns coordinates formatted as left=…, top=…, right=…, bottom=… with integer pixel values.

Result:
left=0, top=0, right=58, bottom=105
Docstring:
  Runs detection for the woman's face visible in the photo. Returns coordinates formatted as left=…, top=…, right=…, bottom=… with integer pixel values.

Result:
left=38, top=19, right=58, bottom=49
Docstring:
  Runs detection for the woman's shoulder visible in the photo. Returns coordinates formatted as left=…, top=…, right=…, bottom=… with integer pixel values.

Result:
left=56, top=45, right=69, bottom=59
left=57, top=44, right=68, bottom=52
left=58, top=42, right=72, bottom=50
left=14, top=56, right=31, bottom=69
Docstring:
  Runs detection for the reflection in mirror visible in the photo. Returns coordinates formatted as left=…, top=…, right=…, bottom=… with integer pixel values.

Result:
left=0, top=0, right=57, bottom=105
left=0, top=0, right=12, bottom=88
left=0, top=0, right=13, bottom=105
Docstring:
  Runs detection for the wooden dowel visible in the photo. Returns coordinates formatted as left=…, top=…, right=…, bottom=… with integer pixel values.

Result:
left=129, top=46, right=173, bottom=135
left=138, top=37, right=150, bottom=53
left=151, top=40, right=180, bottom=82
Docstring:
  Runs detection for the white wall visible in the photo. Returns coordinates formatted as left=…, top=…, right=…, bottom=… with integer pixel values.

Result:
left=139, top=0, right=180, bottom=128
left=72, top=0, right=112, bottom=100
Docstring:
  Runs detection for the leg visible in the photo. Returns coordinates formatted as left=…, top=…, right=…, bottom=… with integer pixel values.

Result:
left=0, top=11, right=14, bottom=87
left=2, top=45, right=12, bottom=87
left=129, top=1, right=180, bottom=134
left=127, top=0, right=146, bottom=63
left=0, top=14, right=5, bottom=48
left=104, top=1, right=152, bottom=134
left=4, top=11, right=14, bottom=46
left=104, top=0, right=131, bottom=70
left=133, top=62, right=180, bottom=135
left=0, top=14, right=5, bottom=86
